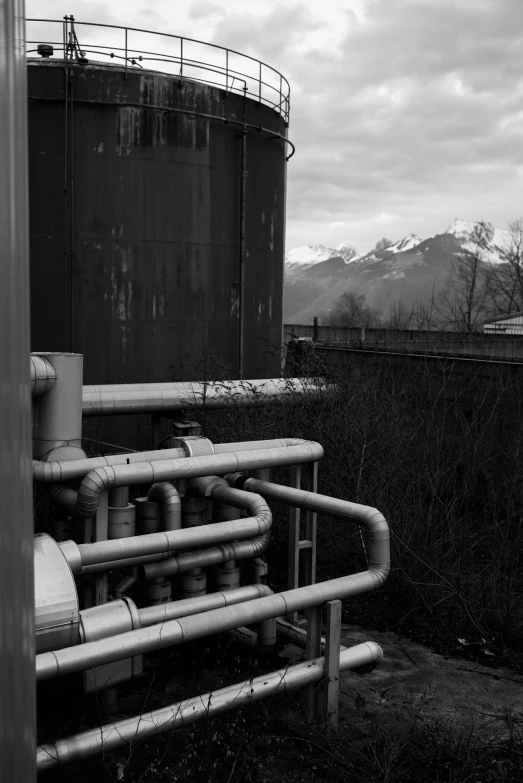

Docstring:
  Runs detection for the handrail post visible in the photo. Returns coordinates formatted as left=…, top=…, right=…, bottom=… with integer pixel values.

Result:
left=225, top=49, right=228, bottom=93
left=180, top=37, right=183, bottom=77
left=124, top=28, right=128, bottom=79
left=258, top=61, right=262, bottom=103
left=323, top=599, right=342, bottom=729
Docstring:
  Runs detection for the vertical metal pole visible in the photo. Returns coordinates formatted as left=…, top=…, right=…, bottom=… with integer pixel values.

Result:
left=238, top=86, right=247, bottom=379
left=305, top=605, right=322, bottom=720
left=225, top=49, right=228, bottom=93
left=180, top=37, right=183, bottom=77
left=0, top=2, right=36, bottom=780
left=287, top=464, right=301, bottom=623
left=258, top=61, right=262, bottom=103
left=303, top=461, right=318, bottom=587
left=324, top=599, right=342, bottom=730
left=124, top=28, right=128, bottom=79
left=95, top=491, right=109, bottom=606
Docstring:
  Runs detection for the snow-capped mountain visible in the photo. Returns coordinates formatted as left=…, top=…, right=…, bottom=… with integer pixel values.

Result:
left=285, top=243, right=359, bottom=269
left=284, top=221, right=510, bottom=324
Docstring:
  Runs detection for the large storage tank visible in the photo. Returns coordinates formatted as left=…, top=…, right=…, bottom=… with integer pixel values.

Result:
left=27, top=19, right=290, bottom=382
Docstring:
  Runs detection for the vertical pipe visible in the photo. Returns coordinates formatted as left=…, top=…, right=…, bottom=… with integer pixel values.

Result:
left=238, top=86, right=247, bottom=379
left=287, top=464, right=301, bottom=623
left=324, top=599, right=342, bottom=730
left=0, top=2, right=36, bottom=780
left=94, top=491, right=109, bottom=606
left=32, top=352, right=84, bottom=459
left=303, top=462, right=318, bottom=587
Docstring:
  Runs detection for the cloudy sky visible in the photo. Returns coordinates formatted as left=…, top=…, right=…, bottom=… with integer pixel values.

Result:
left=27, top=0, right=523, bottom=254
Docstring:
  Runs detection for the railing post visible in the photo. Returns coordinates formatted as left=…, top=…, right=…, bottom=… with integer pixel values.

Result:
left=124, top=28, right=128, bottom=79
left=225, top=49, right=229, bottom=93
left=180, top=37, right=183, bottom=77
left=258, top=60, right=262, bottom=103
left=323, top=599, right=342, bottom=730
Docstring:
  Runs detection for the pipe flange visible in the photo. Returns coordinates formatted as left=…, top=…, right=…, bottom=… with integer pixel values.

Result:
left=172, top=436, right=215, bottom=458
left=58, top=539, right=82, bottom=574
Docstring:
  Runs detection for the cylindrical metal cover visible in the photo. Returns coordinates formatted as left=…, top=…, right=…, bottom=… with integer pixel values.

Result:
left=134, top=498, right=161, bottom=534
left=32, top=352, right=84, bottom=460
left=215, top=565, right=240, bottom=592
left=181, top=569, right=207, bottom=599
left=181, top=496, right=208, bottom=527
left=108, top=503, right=136, bottom=539
left=145, top=578, right=172, bottom=606
left=79, top=597, right=140, bottom=643
left=34, top=533, right=79, bottom=653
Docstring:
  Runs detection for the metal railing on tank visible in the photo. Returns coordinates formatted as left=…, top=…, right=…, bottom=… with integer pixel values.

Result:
left=26, top=15, right=291, bottom=123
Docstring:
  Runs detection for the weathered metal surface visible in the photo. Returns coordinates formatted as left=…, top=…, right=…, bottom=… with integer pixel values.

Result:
left=28, top=60, right=287, bottom=383
left=0, top=2, right=36, bottom=779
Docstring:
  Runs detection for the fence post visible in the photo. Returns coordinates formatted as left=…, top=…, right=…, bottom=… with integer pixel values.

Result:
left=323, top=599, right=342, bottom=729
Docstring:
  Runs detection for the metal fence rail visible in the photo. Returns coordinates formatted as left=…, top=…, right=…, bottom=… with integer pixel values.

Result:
left=26, top=16, right=290, bottom=122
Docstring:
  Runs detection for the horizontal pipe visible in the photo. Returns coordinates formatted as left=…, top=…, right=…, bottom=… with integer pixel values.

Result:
left=36, top=565, right=388, bottom=680
left=76, top=508, right=271, bottom=570
left=141, top=533, right=270, bottom=580
left=30, top=355, right=56, bottom=396
left=58, top=443, right=323, bottom=521
left=237, top=477, right=390, bottom=568
left=37, top=642, right=381, bottom=770
left=138, top=584, right=273, bottom=627
left=33, top=437, right=321, bottom=483
left=81, top=378, right=319, bottom=416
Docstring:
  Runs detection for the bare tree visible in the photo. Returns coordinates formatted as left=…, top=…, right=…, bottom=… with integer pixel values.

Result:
left=326, top=291, right=381, bottom=328
left=438, top=225, right=493, bottom=332
left=484, top=218, right=523, bottom=314
left=384, top=299, right=415, bottom=330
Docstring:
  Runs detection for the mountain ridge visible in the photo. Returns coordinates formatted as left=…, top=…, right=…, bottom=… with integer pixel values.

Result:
left=284, top=220, right=510, bottom=324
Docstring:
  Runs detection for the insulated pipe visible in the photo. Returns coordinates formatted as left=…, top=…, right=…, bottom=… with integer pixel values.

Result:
left=137, top=584, right=273, bottom=627
left=82, top=378, right=321, bottom=417
left=32, top=352, right=85, bottom=460
left=65, top=492, right=271, bottom=570
left=37, top=643, right=382, bottom=770
left=30, top=355, right=56, bottom=396
left=147, top=482, right=181, bottom=531
left=33, top=437, right=322, bottom=483
left=232, top=477, right=390, bottom=570
left=58, top=443, right=322, bottom=521
left=140, top=534, right=270, bottom=580
left=36, top=558, right=389, bottom=680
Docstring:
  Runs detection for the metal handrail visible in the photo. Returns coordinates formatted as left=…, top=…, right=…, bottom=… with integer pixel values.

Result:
left=26, top=17, right=290, bottom=122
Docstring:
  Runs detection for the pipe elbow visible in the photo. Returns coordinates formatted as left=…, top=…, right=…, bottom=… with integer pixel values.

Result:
left=76, top=467, right=114, bottom=519
left=50, top=486, right=78, bottom=516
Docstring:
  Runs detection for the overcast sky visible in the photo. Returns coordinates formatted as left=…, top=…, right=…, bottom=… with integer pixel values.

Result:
left=27, top=0, right=523, bottom=254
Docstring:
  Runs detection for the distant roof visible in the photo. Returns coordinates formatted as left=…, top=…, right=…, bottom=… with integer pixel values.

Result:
left=484, top=311, right=523, bottom=324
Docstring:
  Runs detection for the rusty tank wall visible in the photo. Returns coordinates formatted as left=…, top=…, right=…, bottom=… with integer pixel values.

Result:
left=27, top=60, right=287, bottom=383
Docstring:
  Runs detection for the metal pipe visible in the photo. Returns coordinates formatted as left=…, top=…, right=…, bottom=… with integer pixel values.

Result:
left=36, top=555, right=389, bottom=680
left=138, top=584, right=272, bottom=627
left=33, top=437, right=322, bottom=483
left=37, top=643, right=382, bottom=769
left=147, top=482, right=181, bottom=531
left=57, top=443, right=323, bottom=521
left=233, top=477, right=390, bottom=570
left=68, top=490, right=271, bottom=569
left=1, top=1, right=35, bottom=776
left=81, top=378, right=321, bottom=416
left=30, top=354, right=56, bottom=396
left=32, top=352, right=85, bottom=460
left=141, top=533, right=270, bottom=580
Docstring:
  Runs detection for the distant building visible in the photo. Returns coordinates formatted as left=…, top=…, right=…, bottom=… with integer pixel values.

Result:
left=483, top=312, right=523, bottom=335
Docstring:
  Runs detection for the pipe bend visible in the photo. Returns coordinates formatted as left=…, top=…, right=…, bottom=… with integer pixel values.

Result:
left=30, top=355, right=57, bottom=396
left=147, top=482, right=182, bottom=531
